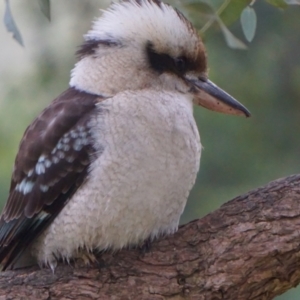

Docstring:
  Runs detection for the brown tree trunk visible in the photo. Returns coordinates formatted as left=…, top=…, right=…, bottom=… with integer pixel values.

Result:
left=1, top=174, right=300, bottom=300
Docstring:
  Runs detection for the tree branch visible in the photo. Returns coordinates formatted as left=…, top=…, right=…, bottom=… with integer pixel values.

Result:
left=1, top=174, right=300, bottom=299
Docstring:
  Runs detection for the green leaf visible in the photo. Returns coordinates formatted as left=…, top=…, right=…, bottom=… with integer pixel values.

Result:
left=220, top=0, right=252, bottom=26
left=217, top=18, right=247, bottom=50
left=3, top=0, right=24, bottom=46
left=265, top=0, right=288, bottom=8
left=240, top=6, right=257, bottom=42
left=38, top=0, right=51, bottom=21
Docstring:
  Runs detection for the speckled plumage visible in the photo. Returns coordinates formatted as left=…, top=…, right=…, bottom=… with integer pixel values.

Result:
left=0, top=0, right=250, bottom=271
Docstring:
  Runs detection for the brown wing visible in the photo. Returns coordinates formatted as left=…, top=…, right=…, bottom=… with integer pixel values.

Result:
left=0, top=87, right=103, bottom=270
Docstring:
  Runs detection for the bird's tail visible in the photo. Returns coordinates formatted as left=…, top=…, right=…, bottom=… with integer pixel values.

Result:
left=0, top=217, right=44, bottom=270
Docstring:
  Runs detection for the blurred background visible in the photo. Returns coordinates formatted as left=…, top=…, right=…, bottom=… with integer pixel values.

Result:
left=0, top=1, right=299, bottom=298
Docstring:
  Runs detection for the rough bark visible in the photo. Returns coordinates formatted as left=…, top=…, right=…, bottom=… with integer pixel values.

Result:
left=1, top=174, right=300, bottom=300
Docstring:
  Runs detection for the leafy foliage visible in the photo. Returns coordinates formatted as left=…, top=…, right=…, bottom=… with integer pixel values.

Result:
left=177, top=0, right=297, bottom=49
left=38, top=0, right=51, bottom=21
left=2, top=0, right=300, bottom=47
left=3, top=0, right=23, bottom=46
left=217, top=17, right=247, bottom=49
left=4, top=0, right=50, bottom=46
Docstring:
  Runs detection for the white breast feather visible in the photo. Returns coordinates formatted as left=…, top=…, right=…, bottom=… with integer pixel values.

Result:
left=32, top=89, right=201, bottom=266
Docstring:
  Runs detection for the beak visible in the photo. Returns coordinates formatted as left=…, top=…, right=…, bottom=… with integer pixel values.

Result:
left=186, top=77, right=251, bottom=117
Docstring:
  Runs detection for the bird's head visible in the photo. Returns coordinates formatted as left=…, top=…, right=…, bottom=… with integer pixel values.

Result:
left=70, top=0, right=250, bottom=117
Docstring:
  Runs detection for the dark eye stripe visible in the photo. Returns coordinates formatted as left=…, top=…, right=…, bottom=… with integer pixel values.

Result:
left=146, top=41, right=174, bottom=73
left=146, top=41, right=190, bottom=76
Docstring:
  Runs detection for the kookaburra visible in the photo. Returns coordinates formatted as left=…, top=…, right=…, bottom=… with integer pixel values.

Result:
left=0, top=0, right=250, bottom=271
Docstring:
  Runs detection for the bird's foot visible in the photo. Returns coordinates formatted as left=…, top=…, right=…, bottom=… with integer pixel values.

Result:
left=73, top=249, right=98, bottom=267
left=139, top=238, right=152, bottom=254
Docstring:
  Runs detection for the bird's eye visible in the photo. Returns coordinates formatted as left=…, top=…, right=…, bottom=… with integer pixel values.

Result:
left=174, top=57, right=187, bottom=74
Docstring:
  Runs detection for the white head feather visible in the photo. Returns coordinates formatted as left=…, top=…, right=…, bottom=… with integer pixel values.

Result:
left=86, top=0, right=200, bottom=58
left=70, top=0, right=206, bottom=97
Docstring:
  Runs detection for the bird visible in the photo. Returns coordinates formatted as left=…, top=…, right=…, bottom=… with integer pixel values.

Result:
left=0, top=0, right=250, bottom=271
